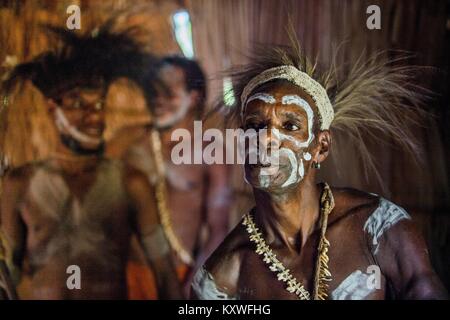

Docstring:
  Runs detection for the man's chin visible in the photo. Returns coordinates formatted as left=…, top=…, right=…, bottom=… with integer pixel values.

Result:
left=250, top=181, right=294, bottom=193
left=155, top=117, right=178, bottom=129
left=61, top=135, right=104, bottom=155
left=245, top=172, right=286, bottom=190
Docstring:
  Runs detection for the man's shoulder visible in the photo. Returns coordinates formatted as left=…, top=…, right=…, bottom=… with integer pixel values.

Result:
left=193, top=221, right=248, bottom=299
left=329, top=186, right=380, bottom=222
left=205, top=221, right=248, bottom=271
left=2, top=161, right=45, bottom=184
left=106, top=123, right=152, bottom=159
left=330, top=186, right=412, bottom=254
left=331, top=186, right=410, bottom=221
left=0, top=162, right=45, bottom=206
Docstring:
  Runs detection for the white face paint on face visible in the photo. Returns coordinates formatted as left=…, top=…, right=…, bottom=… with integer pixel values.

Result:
left=303, top=152, right=312, bottom=161
left=243, top=87, right=318, bottom=191
left=154, top=65, right=194, bottom=129
left=281, top=95, right=315, bottom=147
left=246, top=92, right=276, bottom=105
left=154, top=94, right=192, bottom=129
left=54, top=107, right=103, bottom=150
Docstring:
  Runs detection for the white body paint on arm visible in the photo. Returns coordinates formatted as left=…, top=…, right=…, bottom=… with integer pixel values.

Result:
left=191, top=267, right=237, bottom=300
left=363, top=198, right=411, bottom=255
left=331, top=270, right=375, bottom=300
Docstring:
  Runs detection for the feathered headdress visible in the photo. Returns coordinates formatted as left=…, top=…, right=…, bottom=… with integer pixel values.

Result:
left=219, top=32, right=431, bottom=185
left=1, top=21, right=159, bottom=99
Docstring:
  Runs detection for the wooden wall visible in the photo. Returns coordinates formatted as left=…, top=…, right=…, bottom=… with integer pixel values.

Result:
left=187, top=0, right=450, bottom=288
left=0, top=0, right=182, bottom=167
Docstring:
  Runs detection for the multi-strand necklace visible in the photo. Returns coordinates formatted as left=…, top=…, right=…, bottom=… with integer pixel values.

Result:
left=242, top=183, right=335, bottom=300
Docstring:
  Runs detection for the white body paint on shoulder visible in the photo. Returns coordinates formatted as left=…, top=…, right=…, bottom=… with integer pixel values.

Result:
left=331, top=270, right=374, bottom=300
left=363, top=198, right=411, bottom=255
left=191, top=267, right=237, bottom=300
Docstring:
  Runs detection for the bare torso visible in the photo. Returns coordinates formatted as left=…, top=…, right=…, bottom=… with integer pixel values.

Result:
left=193, top=186, right=448, bottom=300
left=123, top=128, right=207, bottom=266
left=7, top=159, right=132, bottom=299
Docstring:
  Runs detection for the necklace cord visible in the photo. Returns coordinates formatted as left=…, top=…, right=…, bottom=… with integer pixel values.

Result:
left=151, top=129, right=194, bottom=266
left=242, top=182, right=334, bottom=300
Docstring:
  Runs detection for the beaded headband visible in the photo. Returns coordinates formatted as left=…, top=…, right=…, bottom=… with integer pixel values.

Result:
left=240, top=65, right=334, bottom=130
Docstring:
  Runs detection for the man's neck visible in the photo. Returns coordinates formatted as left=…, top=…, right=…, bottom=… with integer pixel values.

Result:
left=52, top=143, right=101, bottom=174
left=253, top=178, right=321, bottom=253
left=159, top=112, right=197, bottom=156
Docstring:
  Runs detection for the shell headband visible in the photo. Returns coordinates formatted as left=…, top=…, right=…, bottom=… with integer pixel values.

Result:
left=240, top=65, right=334, bottom=130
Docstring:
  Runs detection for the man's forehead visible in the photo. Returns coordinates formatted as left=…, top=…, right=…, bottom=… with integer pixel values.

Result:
left=246, top=84, right=316, bottom=113
left=159, top=64, right=185, bottom=85
left=245, top=100, right=309, bottom=117
left=252, top=82, right=314, bottom=103
left=57, top=86, right=105, bottom=98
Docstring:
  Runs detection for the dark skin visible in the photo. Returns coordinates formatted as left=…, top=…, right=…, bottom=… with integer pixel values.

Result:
left=107, top=65, right=230, bottom=296
left=0, top=87, right=182, bottom=299
left=191, top=81, right=448, bottom=300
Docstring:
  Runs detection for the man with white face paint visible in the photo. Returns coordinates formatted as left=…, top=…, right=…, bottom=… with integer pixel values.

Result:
left=0, top=25, right=181, bottom=299
left=107, top=56, right=231, bottom=298
left=191, top=40, right=448, bottom=300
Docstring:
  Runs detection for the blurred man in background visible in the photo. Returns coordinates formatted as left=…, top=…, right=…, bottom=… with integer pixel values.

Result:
left=108, top=56, right=231, bottom=298
left=0, top=25, right=181, bottom=299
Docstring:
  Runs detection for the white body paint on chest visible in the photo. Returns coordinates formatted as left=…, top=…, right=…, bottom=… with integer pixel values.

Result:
left=331, top=270, right=375, bottom=300
left=191, top=267, right=237, bottom=300
left=363, top=198, right=411, bottom=255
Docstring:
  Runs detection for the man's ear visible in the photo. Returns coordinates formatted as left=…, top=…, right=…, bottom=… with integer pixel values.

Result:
left=47, top=98, right=58, bottom=114
left=189, top=90, right=201, bottom=108
left=312, top=130, right=331, bottom=164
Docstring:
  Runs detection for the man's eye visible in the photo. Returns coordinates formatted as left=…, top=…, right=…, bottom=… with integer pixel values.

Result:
left=73, top=100, right=81, bottom=109
left=245, top=122, right=267, bottom=130
left=283, top=122, right=300, bottom=131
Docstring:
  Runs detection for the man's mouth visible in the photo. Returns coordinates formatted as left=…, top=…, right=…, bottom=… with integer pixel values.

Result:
left=249, top=162, right=288, bottom=171
left=81, top=127, right=103, bottom=136
left=154, top=107, right=167, bottom=116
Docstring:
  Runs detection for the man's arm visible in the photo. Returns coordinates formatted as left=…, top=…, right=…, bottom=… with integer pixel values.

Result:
left=125, top=166, right=182, bottom=299
left=373, top=210, right=448, bottom=299
left=188, top=164, right=231, bottom=289
left=202, top=163, right=231, bottom=259
left=0, top=170, right=27, bottom=293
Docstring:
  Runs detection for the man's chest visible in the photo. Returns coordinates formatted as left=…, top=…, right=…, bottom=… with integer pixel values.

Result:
left=236, top=230, right=387, bottom=300
left=19, top=163, right=129, bottom=231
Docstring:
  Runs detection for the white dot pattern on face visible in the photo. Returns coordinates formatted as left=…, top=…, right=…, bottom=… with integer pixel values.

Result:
left=303, top=152, right=312, bottom=161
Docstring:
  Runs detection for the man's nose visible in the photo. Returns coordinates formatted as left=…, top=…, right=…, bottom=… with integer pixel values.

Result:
left=259, top=127, right=281, bottom=152
left=83, top=105, right=104, bottom=123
